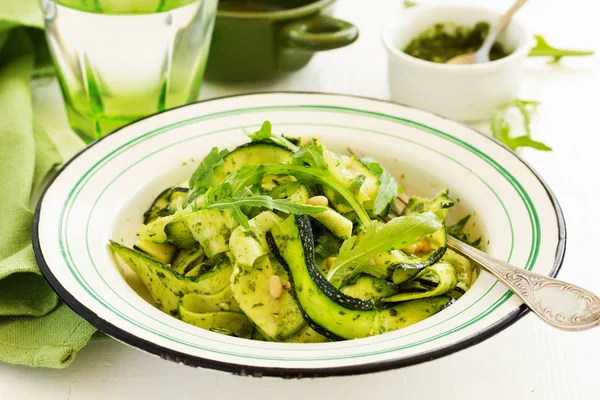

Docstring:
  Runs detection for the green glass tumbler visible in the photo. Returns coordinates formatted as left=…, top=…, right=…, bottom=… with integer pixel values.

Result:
left=42, top=0, right=218, bottom=143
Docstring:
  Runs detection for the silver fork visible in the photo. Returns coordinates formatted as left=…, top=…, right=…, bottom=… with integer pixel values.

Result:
left=348, top=148, right=600, bottom=331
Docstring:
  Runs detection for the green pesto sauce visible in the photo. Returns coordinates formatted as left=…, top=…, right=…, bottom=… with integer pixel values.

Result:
left=403, top=22, right=511, bottom=63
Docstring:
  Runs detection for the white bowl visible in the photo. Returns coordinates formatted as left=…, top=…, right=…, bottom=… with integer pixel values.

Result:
left=34, top=92, right=564, bottom=377
left=382, top=4, right=533, bottom=122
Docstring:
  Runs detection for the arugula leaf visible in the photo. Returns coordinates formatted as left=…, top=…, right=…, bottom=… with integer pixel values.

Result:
left=208, top=195, right=327, bottom=218
left=246, top=120, right=299, bottom=152
left=491, top=99, right=552, bottom=152
left=528, top=35, right=594, bottom=63
left=289, top=137, right=370, bottom=207
left=326, top=212, right=442, bottom=287
left=360, top=157, right=382, bottom=175
left=447, top=214, right=482, bottom=248
left=447, top=214, right=470, bottom=237
left=373, top=172, right=398, bottom=215
left=205, top=186, right=326, bottom=228
left=269, top=181, right=302, bottom=199
left=189, top=147, right=228, bottom=188
left=291, top=140, right=327, bottom=168
left=246, top=120, right=272, bottom=141
left=403, top=0, right=418, bottom=8
left=186, top=147, right=229, bottom=204
left=360, top=157, right=403, bottom=216
left=338, top=235, right=357, bottom=255
left=209, top=161, right=372, bottom=225
left=203, top=141, right=371, bottom=225
left=350, top=175, right=366, bottom=196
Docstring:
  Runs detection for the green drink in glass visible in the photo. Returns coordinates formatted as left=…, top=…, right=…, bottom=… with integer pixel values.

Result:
left=42, top=0, right=218, bottom=143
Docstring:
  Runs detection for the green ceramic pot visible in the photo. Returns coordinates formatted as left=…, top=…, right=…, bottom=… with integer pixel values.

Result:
left=205, top=0, right=358, bottom=82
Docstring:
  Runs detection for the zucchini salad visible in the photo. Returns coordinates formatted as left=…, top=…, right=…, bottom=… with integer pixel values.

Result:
left=111, top=121, right=479, bottom=342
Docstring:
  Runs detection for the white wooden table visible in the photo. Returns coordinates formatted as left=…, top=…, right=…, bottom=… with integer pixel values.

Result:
left=2, top=0, right=599, bottom=398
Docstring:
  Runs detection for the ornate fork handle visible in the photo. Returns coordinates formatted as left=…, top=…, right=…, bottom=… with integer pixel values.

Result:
left=448, top=236, right=600, bottom=331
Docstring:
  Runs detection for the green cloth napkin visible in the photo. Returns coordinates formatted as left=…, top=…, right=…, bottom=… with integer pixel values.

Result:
left=0, top=1, right=97, bottom=368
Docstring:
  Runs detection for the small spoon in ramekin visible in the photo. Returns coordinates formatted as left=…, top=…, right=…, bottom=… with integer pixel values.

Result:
left=446, top=0, right=529, bottom=65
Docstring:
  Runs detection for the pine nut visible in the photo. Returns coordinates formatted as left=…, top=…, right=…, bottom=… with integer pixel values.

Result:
left=369, top=258, right=376, bottom=266
left=282, top=280, right=291, bottom=290
left=326, top=256, right=336, bottom=268
left=307, top=195, right=329, bottom=207
left=269, top=275, right=283, bottom=299
left=419, top=238, right=431, bottom=252
left=414, top=240, right=424, bottom=251
left=403, top=243, right=418, bottom=254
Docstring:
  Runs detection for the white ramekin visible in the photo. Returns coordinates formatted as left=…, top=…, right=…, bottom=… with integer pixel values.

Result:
left=382, top=4, right=533, bottom=122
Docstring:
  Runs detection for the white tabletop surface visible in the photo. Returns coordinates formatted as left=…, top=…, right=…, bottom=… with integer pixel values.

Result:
left=2, top=0, right=599, bottom=398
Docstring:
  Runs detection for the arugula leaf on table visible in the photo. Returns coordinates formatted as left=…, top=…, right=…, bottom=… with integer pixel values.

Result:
left=246, top=120, right=299, bottom=152
left=326, top=212, right=442, bottom=287
left=447, top=214, right=482, bottom=248
left=491, top=99, right=552, bottom=152
left=360, top=157, right=403, bottom=216
left=205, top=185, right=326, bottom=229
left=186, top=147, right=229, bottom=204
left=528, top=35, right=594, bottom=63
